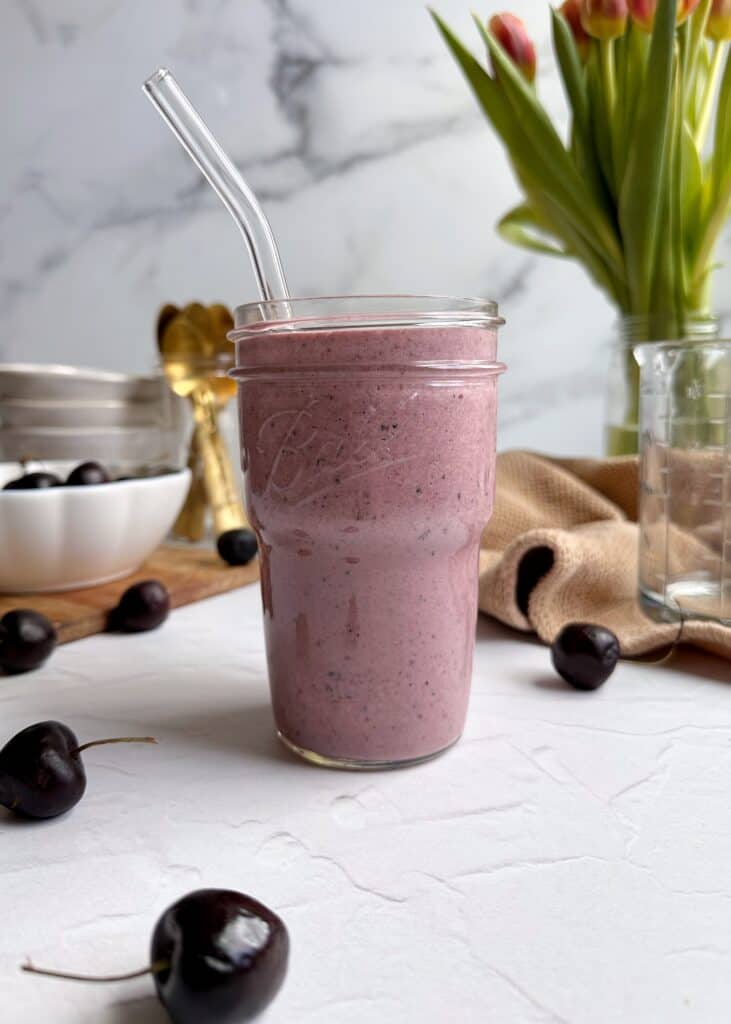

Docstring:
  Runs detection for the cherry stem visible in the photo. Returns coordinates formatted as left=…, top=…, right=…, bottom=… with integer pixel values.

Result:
left=72, top=737, right=157, bottom=756
left=21, top=960, right=169, bottom=983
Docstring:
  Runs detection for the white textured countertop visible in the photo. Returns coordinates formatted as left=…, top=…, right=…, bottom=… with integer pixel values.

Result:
left=2, top=584, right=730, bottom=1024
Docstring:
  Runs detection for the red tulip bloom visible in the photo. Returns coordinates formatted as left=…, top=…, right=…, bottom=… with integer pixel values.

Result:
left=488, top=13, right=537, bottom=82
left=559, top=0, right=592, bottom=62
left=629, top=0, right=700, bottom=32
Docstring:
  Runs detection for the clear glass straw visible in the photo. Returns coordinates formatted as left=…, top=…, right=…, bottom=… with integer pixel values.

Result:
left=143, top=68, right=289, bottom=303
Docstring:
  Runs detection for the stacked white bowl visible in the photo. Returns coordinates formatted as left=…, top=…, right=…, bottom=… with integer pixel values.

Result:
left=0, top=363, right=187, bottom=470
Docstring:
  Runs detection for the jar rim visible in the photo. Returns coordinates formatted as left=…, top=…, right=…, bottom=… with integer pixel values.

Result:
left=635, top=339, right=731, bottom=354
left=619, top=313, right=720, bottom=322
left=230, top=359, right=507, bottom=382
left=618, top=312, right=721, bottom=344
left=232, top=294, right=505, bottom=332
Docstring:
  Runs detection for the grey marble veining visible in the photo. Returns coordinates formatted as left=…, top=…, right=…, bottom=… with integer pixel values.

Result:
left=1, top=0, right=729, bottom=456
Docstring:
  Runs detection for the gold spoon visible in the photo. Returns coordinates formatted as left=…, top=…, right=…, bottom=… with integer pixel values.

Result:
left=157, top=303, right=247, bottom=540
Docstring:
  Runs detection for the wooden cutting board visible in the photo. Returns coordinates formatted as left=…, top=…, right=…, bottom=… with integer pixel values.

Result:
left=0, top=546, right=260, bottom=645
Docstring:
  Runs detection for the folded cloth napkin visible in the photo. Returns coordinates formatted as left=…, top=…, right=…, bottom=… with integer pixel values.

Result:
left=479, top=451, right=731, bottom=662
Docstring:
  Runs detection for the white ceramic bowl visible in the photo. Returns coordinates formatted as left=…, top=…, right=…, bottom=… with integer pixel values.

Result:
left=0, top=465, right=191, bottom=593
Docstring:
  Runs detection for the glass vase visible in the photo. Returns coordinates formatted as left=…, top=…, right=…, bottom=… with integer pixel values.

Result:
left=636, top=340, right=731, bottom=625
left=605, top=314, right=720, bottom=456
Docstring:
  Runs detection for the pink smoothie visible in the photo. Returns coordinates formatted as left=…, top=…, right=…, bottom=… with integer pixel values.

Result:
left=233, top=322, right=501, bottom=766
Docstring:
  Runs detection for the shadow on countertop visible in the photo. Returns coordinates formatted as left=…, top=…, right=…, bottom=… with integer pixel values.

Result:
left=109, top=995, right=167, bottom=1024
left=136, top=699, right=293, bottom=766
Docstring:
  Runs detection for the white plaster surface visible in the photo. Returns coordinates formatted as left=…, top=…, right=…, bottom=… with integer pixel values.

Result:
left=2, top=584, right=730, bottom=1023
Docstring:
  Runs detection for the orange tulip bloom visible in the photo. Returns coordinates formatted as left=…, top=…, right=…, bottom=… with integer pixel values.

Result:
left=707, top=0, right=731, bottom=40
left=581, top=0, right=629, bottom=39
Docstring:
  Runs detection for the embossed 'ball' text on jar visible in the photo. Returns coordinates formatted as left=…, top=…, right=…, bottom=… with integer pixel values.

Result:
left=230, top=296, right=506, bottom=769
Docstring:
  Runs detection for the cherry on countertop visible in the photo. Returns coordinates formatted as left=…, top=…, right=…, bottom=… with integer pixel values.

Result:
left=151, top=889, right=289, bottom=1023
left=109, top=580, right=170, bottom=633
left=551, top=622, right=620, bottom=690
left=0, top=721, right=156, bottom=820
left=217, top=529, right=258, bottom=567
left=0, top=609, right=57, bottom=674
left=22, top=888, right=289, bottom=1023
left=3, top=472, right=62, bottom=491
left=0, top=722, right=85, bottom=818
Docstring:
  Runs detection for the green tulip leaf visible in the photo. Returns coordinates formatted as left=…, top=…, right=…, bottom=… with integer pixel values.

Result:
left=619, top=0, right=677, bottom=314
left=618, top=25, right=650, bottom=188
left=432, top=10, right=626, bottom=303
left=685, top=0, right=714, bottom=119
left=713, top=47, right=731, bottom=192
left=692, top=47, right=731, bottom=295
left=587, top=46, right=616, bottom=199
left=680, top=122, right=704, bottom=269
left=551, top=8, right=611, bottom=215
left=550, top=7, right=588, bottom=126
left=432, top=0, right=730, bottom=323
left=475, top=17, right=625, bottom=277
left=497, top=205, right=568, bottom=257
left=671, top=67, right=688, bottom=323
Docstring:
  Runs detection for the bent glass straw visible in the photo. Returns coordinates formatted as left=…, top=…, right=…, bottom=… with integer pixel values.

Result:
left=143, top=68, right=290, bottom=304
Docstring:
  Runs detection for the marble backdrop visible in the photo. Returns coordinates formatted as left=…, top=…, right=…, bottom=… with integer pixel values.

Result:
left=2, top=0, right=729, bottom=455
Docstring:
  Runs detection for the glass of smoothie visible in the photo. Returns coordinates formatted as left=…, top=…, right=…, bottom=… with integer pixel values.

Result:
left=230, top=295, right=505, bottom=769
left=142, top=76, right=506, bottom=766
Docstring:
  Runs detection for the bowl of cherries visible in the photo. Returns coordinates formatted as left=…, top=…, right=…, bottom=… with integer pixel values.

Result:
left=0, top=460, right=190, bottom=593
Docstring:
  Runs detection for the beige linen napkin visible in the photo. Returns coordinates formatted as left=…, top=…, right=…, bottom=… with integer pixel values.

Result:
left=479, top=451, right=731, bottom=662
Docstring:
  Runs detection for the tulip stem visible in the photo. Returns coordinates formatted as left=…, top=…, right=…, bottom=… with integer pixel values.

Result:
left=600, top=39, right=617, bottom=116
left=600, top=38, right=619, bottom=191
left=695, top=40, right=726, bottom=151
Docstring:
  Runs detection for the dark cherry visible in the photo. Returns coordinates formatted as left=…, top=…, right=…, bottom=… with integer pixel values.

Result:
left=110, top=580, right=170, bottom=633
left=151, top=889, right=289, bottom=1023
left=217, top=529, right=258, bottom=567
left=551, top=623, right=620, bottom=690
left=0, top=721, right=156, bottom=820
left=66, top=461, right=110, bottom=486
left=0, top=721, right=85, bottom=819
left=23, top=888, right=288, bottom=1023
left=0, top=609, right=57, bottom=674
left=3, top=472, right=61, bottom=490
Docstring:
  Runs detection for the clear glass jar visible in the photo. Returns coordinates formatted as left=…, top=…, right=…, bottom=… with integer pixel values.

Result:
left=636, top=340, right=731, bottom=625
left=605, top=314, right=720, bottom=456
left=230, top=295, right=506, bottom=769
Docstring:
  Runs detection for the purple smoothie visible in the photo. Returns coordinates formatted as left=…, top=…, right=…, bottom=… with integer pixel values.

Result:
left=232, top=306, right=503, bottom=767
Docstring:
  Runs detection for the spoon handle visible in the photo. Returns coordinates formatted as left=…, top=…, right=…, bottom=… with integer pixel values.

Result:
left=190, top=385, right=248, bottom=535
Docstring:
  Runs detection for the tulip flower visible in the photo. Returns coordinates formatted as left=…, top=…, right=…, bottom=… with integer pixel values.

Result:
left=434, top=3, right=731, bottom=456
left=707, top=0, right=731, bottom=39
left=488, top=13, right=537, bottom=82
left=628, top=0, right=700, bottom=32
left=560, top=0, right=592, bottom=62
left=580, top=0, right=629, bottom=39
